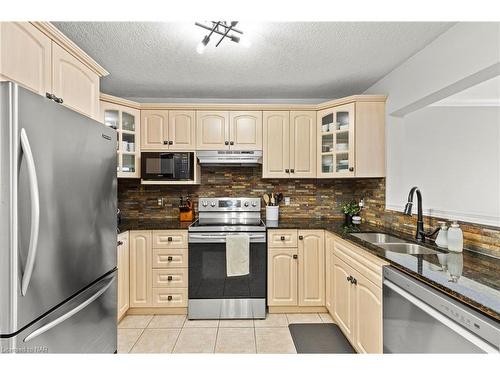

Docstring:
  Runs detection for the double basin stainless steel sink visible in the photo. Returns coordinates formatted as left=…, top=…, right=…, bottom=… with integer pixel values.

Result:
left=350, top=232, right=441, bottom=255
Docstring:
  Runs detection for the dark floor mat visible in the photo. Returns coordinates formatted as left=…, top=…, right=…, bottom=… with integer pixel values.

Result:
left=289, top=323, right=356, bottom=354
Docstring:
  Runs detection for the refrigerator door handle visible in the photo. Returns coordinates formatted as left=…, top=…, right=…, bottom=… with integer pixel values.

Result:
left=23, top=274, right=115, bottom=343
left=20, top=128, right=40, bottom=296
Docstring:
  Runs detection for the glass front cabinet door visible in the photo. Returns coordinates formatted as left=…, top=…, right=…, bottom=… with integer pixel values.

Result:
left=317, top=103, right=355, bottom=177
left=101, top=101, right=141, bottom=178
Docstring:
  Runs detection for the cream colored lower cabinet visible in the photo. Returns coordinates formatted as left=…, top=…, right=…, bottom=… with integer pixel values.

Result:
left=129, top=231, right=152, bottom=307
left=129, top=230, right=188, bottom=310
left=117, top=232, right=130, bottom=321
left=325, top=231, right=336, bottom=313
left=353, top=271, right=383, bottom=354
left=268, top=248, right=298, bottom=306
left=298, top=230, right=325, bottom=306
left=332, top=255, right=356, bottom=340
left=330, top=234, right=387, bottom=354
left=267, top=229, right=324, bottom=308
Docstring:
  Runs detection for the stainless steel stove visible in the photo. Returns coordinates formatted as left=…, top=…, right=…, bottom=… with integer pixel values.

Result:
left=188, top=197, right=267, bottom=319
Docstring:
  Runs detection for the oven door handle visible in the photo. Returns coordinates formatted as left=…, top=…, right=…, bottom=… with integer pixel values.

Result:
left=384, top=279, right=498, bottom=353
left=189, top=234, right=266, bottom=240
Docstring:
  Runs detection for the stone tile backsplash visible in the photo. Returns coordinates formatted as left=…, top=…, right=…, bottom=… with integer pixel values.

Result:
left=118, top=166, right=500, bottom=257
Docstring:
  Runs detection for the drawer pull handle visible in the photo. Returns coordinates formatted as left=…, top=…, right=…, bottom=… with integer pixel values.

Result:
left=167, top=237, right=173, bottom=242
left=167, top=276, right=173, bottom=281
left=117, top=241, right=123, bottom=246
left=280, top=236, right=285, bottom=241
left=299, top=235, right=303, bottom=240
left=293, top=254, right=298, bottom=259
left=167, top=256, right=173, bottom=261
left=167, top=295, right=172, bottom=301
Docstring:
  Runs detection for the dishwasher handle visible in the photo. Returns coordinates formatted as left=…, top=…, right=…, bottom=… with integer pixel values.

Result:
left=384, top=279, right=498, bottom=353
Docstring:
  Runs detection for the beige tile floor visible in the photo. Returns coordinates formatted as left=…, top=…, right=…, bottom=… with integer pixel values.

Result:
left=118, top=313, right=334, bottom=354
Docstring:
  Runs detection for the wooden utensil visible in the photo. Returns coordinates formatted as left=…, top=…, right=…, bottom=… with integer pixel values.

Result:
left=270, top=193, right=275, bottom=206
left=263, top=193, right=270, bottom=206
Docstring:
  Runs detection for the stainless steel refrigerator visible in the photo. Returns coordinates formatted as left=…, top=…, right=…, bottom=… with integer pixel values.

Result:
left=0, top=82, right=117, bottom=353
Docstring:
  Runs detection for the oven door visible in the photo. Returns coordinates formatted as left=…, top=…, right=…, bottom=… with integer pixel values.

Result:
left=188, top=232, right=267, bottom=319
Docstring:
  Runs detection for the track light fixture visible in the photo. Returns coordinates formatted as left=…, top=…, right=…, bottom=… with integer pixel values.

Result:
left=195, top=21, right=248, bottom=54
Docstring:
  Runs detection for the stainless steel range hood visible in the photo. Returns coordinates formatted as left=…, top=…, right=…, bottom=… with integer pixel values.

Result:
left=197, top=150, right=262, bottom=166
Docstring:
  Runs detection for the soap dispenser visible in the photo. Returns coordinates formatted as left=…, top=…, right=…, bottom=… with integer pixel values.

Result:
left=447, top=221, right=463, bottom=253
left=435, top=221, right=448, bottom=248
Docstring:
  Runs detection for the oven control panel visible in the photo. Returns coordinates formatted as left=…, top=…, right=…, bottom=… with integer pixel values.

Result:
left=198, top=197, right=261, bottom=212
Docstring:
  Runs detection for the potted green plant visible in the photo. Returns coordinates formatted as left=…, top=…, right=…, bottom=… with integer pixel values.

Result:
left=341, top=201, right=361, bottom=225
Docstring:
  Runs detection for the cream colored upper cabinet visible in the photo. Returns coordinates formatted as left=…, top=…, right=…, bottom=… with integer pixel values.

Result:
left=117, top=232, right=130, bottom=320
left=129, top=231, right=152, bottom=308
left=262, top=111, right=290, bottom=178
left=229, top=111, right=262, bottom=150
left=141, top=110, right=169, bottom=150
left=52, top=42, right=100, bottom=120
left=298, top=230, right=325, bottom=306
left=168, top=110, right=196, bottom=150
left=317, top=101, right=385, bottom=178
left=268, top=248, right=298, bottom=306
left=290, top=111, right=316, bottom=178
left=353, top=270, right=383, bottom=353
left=196, top=111, right=229, bottom=150
left=101, top=101, right=141, bottom=178
left=0, top=22, right=51, bottom=95
left=332, top=255, right=356, bottom=341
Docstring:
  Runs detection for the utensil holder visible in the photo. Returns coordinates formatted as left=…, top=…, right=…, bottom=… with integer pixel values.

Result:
left=266, top=206, right=279, bottom=221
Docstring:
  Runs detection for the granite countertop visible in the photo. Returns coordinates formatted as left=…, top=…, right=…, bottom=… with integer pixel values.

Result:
left=118, top=216, right=500, bottom=321
left=270, top=219, right=500, bottom=322
left=118, top=218, right=194, bottom=232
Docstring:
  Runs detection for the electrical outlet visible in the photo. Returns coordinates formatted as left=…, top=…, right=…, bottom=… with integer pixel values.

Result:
left=157, top=198, right=164, bottom=207
left=284, top=197, right=291, bottom=206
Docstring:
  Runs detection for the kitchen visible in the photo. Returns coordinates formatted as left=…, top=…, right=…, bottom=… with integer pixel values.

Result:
left=0, top=3, right=499, bottom=372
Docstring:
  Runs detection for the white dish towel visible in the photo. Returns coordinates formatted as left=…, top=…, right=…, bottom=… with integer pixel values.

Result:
left=226, top=234, right=250, bottom=277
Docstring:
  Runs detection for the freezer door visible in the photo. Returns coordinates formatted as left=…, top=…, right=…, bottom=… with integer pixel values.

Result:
left=1, top=271, right=117, bottom=353
left=0, top=83, right=117, bottom=334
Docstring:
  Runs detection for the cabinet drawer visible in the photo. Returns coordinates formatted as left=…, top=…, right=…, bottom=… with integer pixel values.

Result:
left=152, top=268, right=188, bottom=288
left=152, top=288, right=188, bottom=307
left=152, top=248, right=188, bottom=268
left=153, top=230, right=188, bottom=249
left=268, top=230, right=298, bottom=248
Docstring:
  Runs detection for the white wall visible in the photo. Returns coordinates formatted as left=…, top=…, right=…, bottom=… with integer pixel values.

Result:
left=364, top=22, right=500, bottom=226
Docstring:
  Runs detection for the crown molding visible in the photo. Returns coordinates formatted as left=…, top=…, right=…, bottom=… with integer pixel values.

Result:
left=100, top=93, right=387, bottom=111
left=30, top=22, right=109, bottom=77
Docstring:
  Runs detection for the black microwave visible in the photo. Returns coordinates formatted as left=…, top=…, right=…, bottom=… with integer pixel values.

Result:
left=141, top=152, right=194, bottom=181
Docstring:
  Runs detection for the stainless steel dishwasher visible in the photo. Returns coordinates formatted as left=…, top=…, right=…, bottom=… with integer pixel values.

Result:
left=383, top=267, right=500, bottom=353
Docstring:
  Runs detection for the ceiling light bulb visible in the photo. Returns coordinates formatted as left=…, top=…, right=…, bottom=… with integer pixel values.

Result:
left=196, top=35, right=210, bottom=54
left=196, top=42, right=206, bottom=54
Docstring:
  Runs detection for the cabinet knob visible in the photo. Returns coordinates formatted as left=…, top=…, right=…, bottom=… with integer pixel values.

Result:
left=167, top=236, right=173, bottom=242
left=167, top=256, right=173, bottom=261
left=225, top=141, right=229, bottom=145
left=163, top=141, right=168, bottom=145
left=352, top=277, right=357, bottom=285
left=347, top=275, right=352, bottom=283
left=290, top=169, right=295, bottom=173
left=167, top=295, right=173, bottom=301
left=280, top=236, right=285, bottom=241
left=167, top=276, right=173, bottom=281
left=298, top=235, right=303, bottom=240
left=349, top=167, right=354, bottom=172
left=117, top=241, right=123, bottom=246
left=293, top=254, right=298, bottom=259
left=285, top=169, right=290, bottom=173
left=230, top=141, right=234, bottom=145
left=169, top=141, right=173, bottom=145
